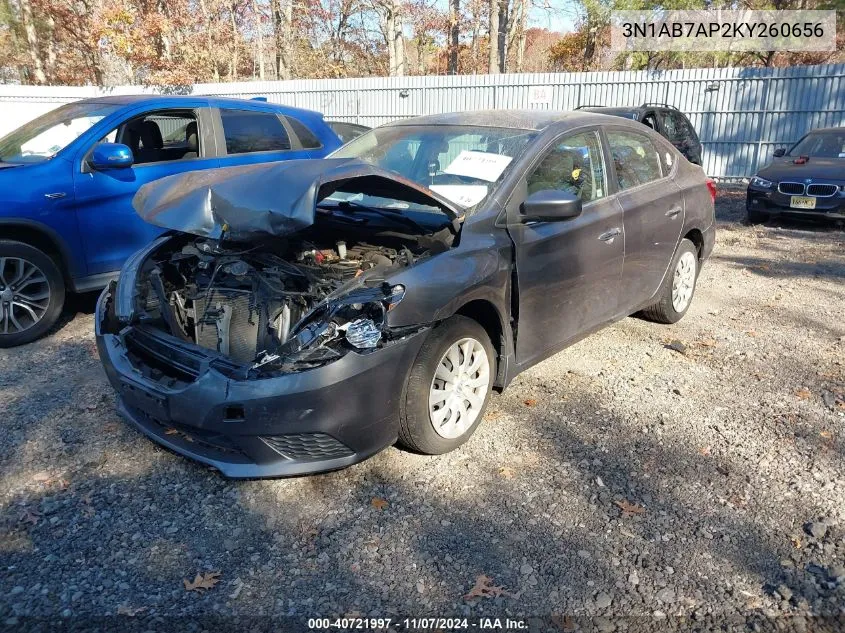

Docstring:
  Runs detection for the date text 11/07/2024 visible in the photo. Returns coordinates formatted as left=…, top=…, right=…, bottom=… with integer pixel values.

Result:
left=307, top=617, right=529, bottom=630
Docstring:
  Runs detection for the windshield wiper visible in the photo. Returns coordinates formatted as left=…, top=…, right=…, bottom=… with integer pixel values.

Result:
left=318, top=200, right=428, bottom=234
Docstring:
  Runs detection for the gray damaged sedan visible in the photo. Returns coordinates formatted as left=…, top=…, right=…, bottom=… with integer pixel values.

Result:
left=96, top=110, right=716, bottom=478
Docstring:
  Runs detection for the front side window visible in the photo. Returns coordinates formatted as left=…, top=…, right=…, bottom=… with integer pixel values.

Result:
left=331, top=125, right=536, bottom=211
left=607, top=130, right=663, bottom=191
left=0, top=102, right=120, bottom=164
left=98, top=109, right=200, bottom=166
left=527, top=131, right=606, bottom=203
left=221, top=109, right=290, bottom=154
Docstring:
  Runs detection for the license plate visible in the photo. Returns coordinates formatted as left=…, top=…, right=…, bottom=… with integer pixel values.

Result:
left=120, top=381, right=169, bottom=420
left=790, top=196, right=816, bottom=209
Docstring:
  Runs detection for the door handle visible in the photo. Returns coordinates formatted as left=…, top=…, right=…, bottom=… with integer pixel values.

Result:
left=598, top=227, right=621, bottom=242
left=44, top=192, right=67, bottom=199
left=665, top=206, right=682, bottom=218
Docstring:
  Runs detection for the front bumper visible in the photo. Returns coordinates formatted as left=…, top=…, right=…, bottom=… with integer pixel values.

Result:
left=95, top=285, right=427, bottom=478
left=746, top=187, right=845, bottom=221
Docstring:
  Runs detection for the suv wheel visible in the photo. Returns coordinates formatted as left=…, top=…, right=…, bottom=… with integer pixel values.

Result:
left=641, top=238, right=699, bottom=324
left=398, top=315, right=495, bottom=455
left=0, top=240, right=65, bottom=348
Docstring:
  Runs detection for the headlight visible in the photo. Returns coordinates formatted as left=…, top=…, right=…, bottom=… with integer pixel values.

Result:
left=344, top=318, right=382, bottom=349
left=750, top=176, right=773, bottom=189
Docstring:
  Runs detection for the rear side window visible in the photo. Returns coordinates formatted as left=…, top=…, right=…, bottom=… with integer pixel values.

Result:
left=607, top=130, right=663, bottom=191
left=220, top=109, right=290, bottom=154
left=285, top=116, right=322, bottom=149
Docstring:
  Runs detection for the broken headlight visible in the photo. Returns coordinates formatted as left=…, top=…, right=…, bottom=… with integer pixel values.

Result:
left=343, top=318, right=382, bottom=349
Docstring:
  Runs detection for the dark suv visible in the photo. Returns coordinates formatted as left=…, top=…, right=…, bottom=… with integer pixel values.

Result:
left=576, top=104, right=702, bottom=166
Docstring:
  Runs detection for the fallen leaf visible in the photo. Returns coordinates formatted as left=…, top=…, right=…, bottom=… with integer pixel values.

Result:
left=498, top=466, right=515, bottom=479
left=795, top=387, right=812, bottom=400
left=32, top=471, right=52, bottom=482
left=483, top=410, right=503, bottom=421
left=463, top=574, right=511, bottom=600
left=614, top=499, right=646, bottom=516
left=370, top=497, right=388, bottom=510
left=745, top=330, right=757, bottom=337
left=102, top=423, right=120, bottom=433
left=116, top=605, right=146, bottom=616
left=164, top=428, right=179, bottom=435
left=791, top=536, right=802, bottom=549
left=523, top=398, right=537, bottom=407
left=698, top=446, right=711, bottom=456
left=698, top=339, right=717, bottom=348
left=183, top=571, right=221, bottom=593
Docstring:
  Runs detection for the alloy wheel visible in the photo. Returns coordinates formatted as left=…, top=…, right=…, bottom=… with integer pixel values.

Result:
left=671, top=251, right=696, bottom=313
left=0, top=257, right=51, bottom=335
left=428, top=337, right=490, bottom=439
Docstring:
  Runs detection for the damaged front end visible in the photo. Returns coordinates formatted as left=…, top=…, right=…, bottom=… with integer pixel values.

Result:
left=102, top=231, right=435, bottom=379
left=100, top=159, right=460, bottom=380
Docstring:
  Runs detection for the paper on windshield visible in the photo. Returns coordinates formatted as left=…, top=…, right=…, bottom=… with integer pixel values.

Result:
left=443, top=151, right=513, bottom=182
left=429, top=184, right=489, bottom=208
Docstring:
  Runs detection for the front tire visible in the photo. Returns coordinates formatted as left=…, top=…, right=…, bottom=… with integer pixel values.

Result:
left=641, top=238, right=699, bottom=325
left=398, top=315, right=495, bottom=455
left=0, top=240, right=65, bottom=348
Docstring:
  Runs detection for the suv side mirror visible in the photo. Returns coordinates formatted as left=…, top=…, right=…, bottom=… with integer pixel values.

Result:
left=91, top=143, right=133, bottom=170
left=521, top=190, right=582, bottom=222
left=773, top=148, right=786, bottom=158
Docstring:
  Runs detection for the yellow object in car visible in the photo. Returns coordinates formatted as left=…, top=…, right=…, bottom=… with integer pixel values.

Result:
left=572, top=168, right=581, bottom=180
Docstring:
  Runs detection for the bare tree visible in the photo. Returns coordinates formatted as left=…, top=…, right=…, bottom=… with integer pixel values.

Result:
left=447, top=0, right=459, bottom=74
left=487, top=0, right=499, bottom=73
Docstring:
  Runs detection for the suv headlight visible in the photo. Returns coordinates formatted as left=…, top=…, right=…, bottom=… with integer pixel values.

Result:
left=750, top=176, right=773, bottom=189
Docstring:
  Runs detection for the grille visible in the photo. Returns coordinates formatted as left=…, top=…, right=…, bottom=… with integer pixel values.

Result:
left=261, top=433, right=354, bottom=460
left=124, top=328, right=201, bottom=384
left=807, top=183, right=838, bottom=197
left=778, top=182, right=805, bottom=195
left=131, top=404, right=249, bottom=460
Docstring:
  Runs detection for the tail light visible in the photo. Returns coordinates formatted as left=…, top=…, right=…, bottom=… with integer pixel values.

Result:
left=706, top=179, right=717, bottom=203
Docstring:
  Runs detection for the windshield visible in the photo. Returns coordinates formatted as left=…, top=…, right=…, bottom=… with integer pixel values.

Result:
left=788, top=131, right=845, bottom=159
left=0, top=102, right=120, bottom=164
left=329, top=124, right=537, bottom=212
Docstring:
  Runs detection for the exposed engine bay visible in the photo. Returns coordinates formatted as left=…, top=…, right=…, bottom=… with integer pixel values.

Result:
left=126, top=225, right=451, bottom=375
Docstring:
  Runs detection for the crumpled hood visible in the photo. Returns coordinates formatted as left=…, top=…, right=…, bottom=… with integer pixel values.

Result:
left=133, top=158, right=460, bottom=240
left=757, top=157, right=845, bottom=182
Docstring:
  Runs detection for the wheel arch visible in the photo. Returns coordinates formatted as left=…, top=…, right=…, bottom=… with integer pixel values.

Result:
left=0, top=220, right=74, bottom=283
left=683, top=228, right=704, bottom=259
left=453, top=299, right=507, bottom=387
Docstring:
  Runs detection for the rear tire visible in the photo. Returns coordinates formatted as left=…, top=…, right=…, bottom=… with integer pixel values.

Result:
left=747, top=207, right=769, bottom=224
left=0, top=240, right=65, bottom=348
left=398, top=315, right=495, bottom=455
left=641, top=238, right=698, bottom=325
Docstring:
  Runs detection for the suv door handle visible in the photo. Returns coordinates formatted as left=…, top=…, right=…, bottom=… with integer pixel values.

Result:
left=598, top=228, right=621, bottom=242
left=665, top=206, right=682, bottom=218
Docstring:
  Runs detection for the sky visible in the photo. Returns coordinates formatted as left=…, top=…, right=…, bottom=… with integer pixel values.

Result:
left=431, top=0, right=577, bottom=35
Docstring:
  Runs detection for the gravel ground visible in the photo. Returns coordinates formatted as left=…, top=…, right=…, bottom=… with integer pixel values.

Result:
left=1, top=189, right=844, bottom=631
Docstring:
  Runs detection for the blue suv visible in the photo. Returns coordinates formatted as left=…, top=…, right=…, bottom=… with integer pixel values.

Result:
left=0, top=95, right=343, bottom=346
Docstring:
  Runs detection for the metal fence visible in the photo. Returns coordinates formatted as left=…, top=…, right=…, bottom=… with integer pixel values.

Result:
left=1, top=63, right=843, bottom=181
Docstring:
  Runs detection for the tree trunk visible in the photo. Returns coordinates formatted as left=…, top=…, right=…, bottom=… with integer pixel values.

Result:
left=252, top=0, right=265, bottom=79
left=18, top=0, right=46, bottom=84
left=273, top=0, right=292, bottom=79
left=487, top=0, right=498, bottom=74
left=447, top=0, right=459, bottom=74
left=497, top=1, right=506, bottom=72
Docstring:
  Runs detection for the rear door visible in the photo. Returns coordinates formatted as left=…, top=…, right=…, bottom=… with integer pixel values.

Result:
left=213, top=108, right=314, bottom=168
left=73, top=102, right=218, bottom=275
left=507, top=128, right=624, bottom=366
left=605, top=128, right=684, bottom=311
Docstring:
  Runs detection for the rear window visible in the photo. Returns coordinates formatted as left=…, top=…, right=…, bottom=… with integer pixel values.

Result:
left=220, top=109, right=290, bottom=154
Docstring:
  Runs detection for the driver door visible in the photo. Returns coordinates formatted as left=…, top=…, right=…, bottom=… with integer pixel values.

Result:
left=506, top=129, right=625, bottom=367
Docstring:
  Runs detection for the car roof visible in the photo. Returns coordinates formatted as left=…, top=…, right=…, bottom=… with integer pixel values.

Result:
left=77, top=94, right=322, bottom=118
left=383, top=109, right=627, bottom=131
left=802, top=126, right=845, bottom=134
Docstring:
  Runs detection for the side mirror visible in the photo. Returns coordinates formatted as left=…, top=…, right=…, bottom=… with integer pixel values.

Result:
left=772, top=148, right=786, bottom=158
left=91, top=143, right=133, bottom=170
left=521, top=190, right=582, bottom=222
